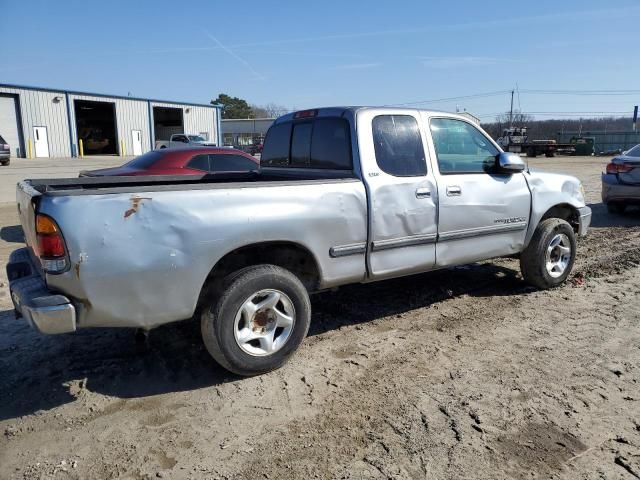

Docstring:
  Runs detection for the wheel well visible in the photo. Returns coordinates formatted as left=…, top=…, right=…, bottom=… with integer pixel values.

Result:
left=199, top=242, right=321, bottom=304
left=540, top=204, right=579, bottom=232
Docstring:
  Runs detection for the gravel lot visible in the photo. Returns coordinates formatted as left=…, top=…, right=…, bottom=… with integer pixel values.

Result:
left=1, top=156, right=639, bottom=479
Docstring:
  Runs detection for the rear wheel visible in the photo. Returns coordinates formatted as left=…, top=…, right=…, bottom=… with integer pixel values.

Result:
left=607, top=202, right=626, bottom=214
left=201, top=264, right=311, bottom=376
left=520, top=218, right=576, bottom=289
left=0, top=160, right=9, bottom=166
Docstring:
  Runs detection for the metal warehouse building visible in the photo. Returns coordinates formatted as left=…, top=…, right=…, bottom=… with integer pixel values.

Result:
left=0, top=84, right=222, bottom=158
left=221, top=118, right=275, bottom=148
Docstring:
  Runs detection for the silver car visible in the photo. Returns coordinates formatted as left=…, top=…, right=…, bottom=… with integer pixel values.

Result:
left=602, top=144, right=640, bottom=213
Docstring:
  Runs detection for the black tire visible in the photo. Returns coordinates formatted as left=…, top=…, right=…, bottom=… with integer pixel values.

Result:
left=0, top=160, right=8, bottom=166
left=545, top=151, right=555, bottom=158
left=201, top=264, right=311, bottom=376
left=520, top=218, right=576, bottom=289
left=607, top=202, right=626, bottom=214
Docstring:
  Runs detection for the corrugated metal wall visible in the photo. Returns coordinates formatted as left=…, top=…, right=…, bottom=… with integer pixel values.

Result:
left=221, top=119, right=274, bottom=135
left=0, top=85, right=220, bottom=158
left=0, top=86, right=71, bottom=157
left=557, top=131, right=640, bottom=154
left=68, top=94, right=151, bottom=155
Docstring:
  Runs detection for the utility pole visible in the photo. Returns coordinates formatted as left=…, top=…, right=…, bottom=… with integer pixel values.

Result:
left=509, top=89, right=515, bottom=128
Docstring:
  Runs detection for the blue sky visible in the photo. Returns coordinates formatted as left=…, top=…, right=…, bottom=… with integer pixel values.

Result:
left=1, top=0, right=639, bottom=121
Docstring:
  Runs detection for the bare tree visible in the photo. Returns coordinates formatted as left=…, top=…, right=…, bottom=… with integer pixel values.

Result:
left=494, top=110, right=534, bottom=127
left=249, top=103, right=288, bottom=119
left=250, top=104, right=269, bottom=118
left=262, top=103, right=289, bottom=118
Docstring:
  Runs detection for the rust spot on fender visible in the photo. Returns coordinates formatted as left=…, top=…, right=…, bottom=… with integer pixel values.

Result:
left=124, top=196, right=152, bottom=219
left=74, top=253, right=87, bottom=279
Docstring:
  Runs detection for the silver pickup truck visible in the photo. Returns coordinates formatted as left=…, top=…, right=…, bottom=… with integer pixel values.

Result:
left=155, top=133, right=217, bottom=149
left=6, top=107, right=591, bottom=376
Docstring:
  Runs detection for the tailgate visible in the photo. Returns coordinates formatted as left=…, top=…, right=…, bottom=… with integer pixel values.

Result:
left=16, top=180, right=42, bottom=252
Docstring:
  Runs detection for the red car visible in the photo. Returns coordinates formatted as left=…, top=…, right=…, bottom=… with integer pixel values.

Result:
left=79, top=147, right=259, bottom=177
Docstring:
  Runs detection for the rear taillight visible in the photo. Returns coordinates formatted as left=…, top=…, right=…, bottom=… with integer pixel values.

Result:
left=606, top=162, right=634, bottom=174
left=36, top=214, right=68, bottom=272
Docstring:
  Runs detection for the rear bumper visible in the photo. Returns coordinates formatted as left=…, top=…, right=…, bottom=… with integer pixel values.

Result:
left=602, top=174, right=640, bottom=204
left=6, top=248, right=76, bottom=334
left=577, top=206, right=591, bottom=236
left=0, top=152, right=9, bottom=161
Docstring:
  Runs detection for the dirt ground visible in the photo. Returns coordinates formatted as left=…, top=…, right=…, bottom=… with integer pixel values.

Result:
left=1, top=156, right=639, bottom=479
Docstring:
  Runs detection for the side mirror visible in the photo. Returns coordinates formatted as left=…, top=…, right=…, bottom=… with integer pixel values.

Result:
left=496, top=152, right=526, bottom=173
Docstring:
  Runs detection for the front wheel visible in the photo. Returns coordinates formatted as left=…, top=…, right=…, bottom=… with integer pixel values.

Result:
left=201, top=264, right=311, bottom=376
left=520, top=218, right=576, bottom=289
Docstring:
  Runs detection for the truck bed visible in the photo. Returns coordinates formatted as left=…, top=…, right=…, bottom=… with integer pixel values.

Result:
left=25, top=168, right=358, bottom=197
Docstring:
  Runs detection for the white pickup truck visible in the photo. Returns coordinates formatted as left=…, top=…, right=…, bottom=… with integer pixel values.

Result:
left=7, top=107, right=591, bottom=376
left=155, top=133, right=217, bottom=149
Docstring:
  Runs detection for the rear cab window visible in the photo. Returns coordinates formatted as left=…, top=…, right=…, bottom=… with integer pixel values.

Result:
left=261, top=116, right=352, bottom=170
left=372, top=115, right=427, bottom=177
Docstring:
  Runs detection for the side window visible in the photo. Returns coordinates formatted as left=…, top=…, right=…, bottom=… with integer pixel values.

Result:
left=372, top=115, right=426, bottom=177
left=188, top=154, right=210, bottom=171
left=173, top=135, right=187, bottom=143
left=310, top=118, right=352, bottom=169
left=430, top=118, right=499, bottom=174
left=291, top=123, right=312, bottom=166
left=261, top=123, right=292, bottom=166
left=209, top=154, right=258, bottom=172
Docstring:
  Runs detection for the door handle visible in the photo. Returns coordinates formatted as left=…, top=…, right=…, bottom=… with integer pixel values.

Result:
left=415, top=187, right=431, bottom=199
left=446, top=185, right=462, bottom=196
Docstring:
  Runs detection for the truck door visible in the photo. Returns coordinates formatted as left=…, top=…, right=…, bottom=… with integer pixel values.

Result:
left=358, top=110, right=438, bottom=280
left=424, top=116, right=531, bottom=267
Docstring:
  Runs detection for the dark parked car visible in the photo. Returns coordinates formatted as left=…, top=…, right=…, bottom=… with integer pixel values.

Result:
left=602, top=144, right=640, bottom=213
left=80, top=147, right=259, bottom=177
left=0, top=134, right=10, bottom=166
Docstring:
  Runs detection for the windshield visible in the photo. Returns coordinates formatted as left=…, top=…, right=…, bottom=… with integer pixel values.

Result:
left=188, top=135, right=206, bottom=142
left=626, top=144, right=640, bottom=157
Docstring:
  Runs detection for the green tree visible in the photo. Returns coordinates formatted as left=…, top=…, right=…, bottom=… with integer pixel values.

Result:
left=212, top=93, right=253, bottom=119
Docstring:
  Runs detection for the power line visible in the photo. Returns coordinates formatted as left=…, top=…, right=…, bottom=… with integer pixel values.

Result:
left=519, top=89, right=640, bottom=96
left=477, top=111, right=631, bottom=119
left=384, top=90, right=511, bottom=107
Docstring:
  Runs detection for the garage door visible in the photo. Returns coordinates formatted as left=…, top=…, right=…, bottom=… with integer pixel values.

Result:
left=0, top=95, right=21, bottom=157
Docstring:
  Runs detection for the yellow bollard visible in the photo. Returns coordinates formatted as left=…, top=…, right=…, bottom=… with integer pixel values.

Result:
left=120, top=140, right=126, bottom=157
left=79, top=139, right=84, bottom=158
left=28, top=139, right=33, bottom=159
